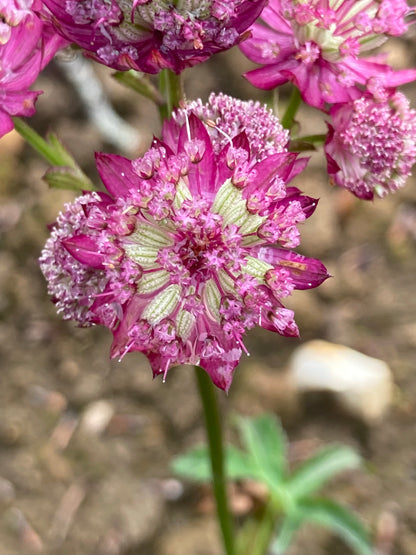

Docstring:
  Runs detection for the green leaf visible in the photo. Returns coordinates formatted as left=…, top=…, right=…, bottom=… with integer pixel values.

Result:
left=45, top=132, right=79, bottom=168
left=43, top=166, right=95, bottom=191
left=287, top=445, right=361, bottom=499
left=271, top=499, right=372, bottom=555
left=225, top=445, right=257, bottom=480
left=238, top=414, right=288, bottom=489
left=171, top=445, right=256, bottom=483
left=270, top=514, right=303, bottom=554
left=171, top=445, right=211, bottom=482
left=298, top=498, right=372, bottom=555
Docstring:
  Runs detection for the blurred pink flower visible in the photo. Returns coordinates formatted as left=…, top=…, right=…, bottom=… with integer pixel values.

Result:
left=240, top=0, right=416, bottom=109
left=0, top=6, right=67, bottom=137
left=40, top=94, right=329, bottom=391
left=325, top=92, right=416, bottom=199
left=40, top=0, right=266, bottom=74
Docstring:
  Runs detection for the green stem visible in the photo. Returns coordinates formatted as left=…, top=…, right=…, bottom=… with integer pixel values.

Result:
left=13, top=117, right=69, bottom=167
left=237, top=496, right=281, bottom=555
left=158, top=69, right=184, bottom=122
left=195, top=367, right=235, bottom=555
left=113, top=70, right=165, bottom=106
left=281, top=86, right=302, bottom=130
left=13, top=117, right=95, bottom=190
left=295, top=133, right=326, bottom=144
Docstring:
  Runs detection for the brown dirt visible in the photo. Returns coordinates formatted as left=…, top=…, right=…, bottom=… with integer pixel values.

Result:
left=0, top=45, right=415, bottom=555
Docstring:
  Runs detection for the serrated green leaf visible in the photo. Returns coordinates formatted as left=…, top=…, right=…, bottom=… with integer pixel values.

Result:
left=287, top=445, right=361, bottom=499
left=237, top=414, right=288, bottom=492
left=171, top=445, right=211, bottom=482
left=171, top=445, right=256, bottom=483
left=297, top=498, right=372, bottom=555
left=225, top=445, right=258, bottom=480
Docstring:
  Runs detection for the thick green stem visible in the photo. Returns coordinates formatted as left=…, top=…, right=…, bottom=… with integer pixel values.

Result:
left=158, top=69, right=184, bottom=122
left=195, top=367, right=235, bottom=555
left=281, top=86, right=302, bottom=130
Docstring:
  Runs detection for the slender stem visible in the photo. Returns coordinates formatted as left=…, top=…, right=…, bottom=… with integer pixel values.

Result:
left=158, top=69, right=184, bottom=122
left=235, top=492, right=282, bottom=555
left=195, top=367, right=235, bottom=555
left=113, top=70, right=165, bottom=106
left=13, top=117, right=95, bottom=190
left=13, top=117, right=68, bottom=167
left=281, top=86, right=302, bottom=130
left=294, top=133, right=326, bottom=144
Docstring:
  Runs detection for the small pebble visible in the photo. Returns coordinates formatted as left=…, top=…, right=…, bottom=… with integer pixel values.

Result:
left=289, top=340, right=393, bottom=422
left=80, top=400, right=115, bottom=436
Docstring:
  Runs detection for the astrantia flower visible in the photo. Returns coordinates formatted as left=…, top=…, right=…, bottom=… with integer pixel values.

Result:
left=0, top=0, right=37, bottom=42
left=324, top=92, right=416, bottom=199
left=40, top=94, right=329, bottom=391
left=0, top=7, right=67, bottom=137
left=40, top=0, right=267, bottom=74
left=240, top=0, right=416, bottom=109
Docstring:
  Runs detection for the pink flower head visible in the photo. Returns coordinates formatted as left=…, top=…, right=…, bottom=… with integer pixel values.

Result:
left=0, top=5, right=67, bottom=137
left=40, top=94, right=329, bottom=391
left=324, top=92, right=416, bottom=199
left=240, top=0, right=416, bottom=109
left=40, top=0, right=267, bottom=74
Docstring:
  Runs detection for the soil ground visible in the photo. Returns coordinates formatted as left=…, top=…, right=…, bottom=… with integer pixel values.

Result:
left=0, top=43, right=415, bottom=555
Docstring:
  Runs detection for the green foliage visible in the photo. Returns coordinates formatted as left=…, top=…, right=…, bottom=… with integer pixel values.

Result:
left=272, top=499, right=372, bottom=555
left=172, top=413, right=372, bottom=555
left=286, top=445, right=361, bottom=499
left=12, top=118, right=94, bottom=191
left=43, top=165, right=94, bottom=191
left=237, top=413, right=287, bottom=486
left=171, top=444, right=253, bottom=483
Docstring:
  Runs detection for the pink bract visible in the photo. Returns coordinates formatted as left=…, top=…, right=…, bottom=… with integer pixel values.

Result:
left=240, top=0, right=416, bottom=109
left=40, top=0, right=267, bottom=74
left=325, top=92, right=416, bottom=199
left=0, top=0, right=38, bottom=42
left=0, top=6, right=67, bottom=137
left=40, top=94, right=329, bottom=391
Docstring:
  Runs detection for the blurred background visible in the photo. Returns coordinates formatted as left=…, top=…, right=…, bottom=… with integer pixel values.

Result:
left=0, top=36, right=415, bottom=555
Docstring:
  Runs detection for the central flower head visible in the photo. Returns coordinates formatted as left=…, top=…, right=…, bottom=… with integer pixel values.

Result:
left=40, top=94, right=329, bottom=391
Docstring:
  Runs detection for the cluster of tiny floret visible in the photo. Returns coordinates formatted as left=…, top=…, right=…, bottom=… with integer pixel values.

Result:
left=287, top=0, right=410, bottom=40
left=174, top=92, right=290, bottom=159
left=39, top=194, right=109, bottom=324
left=329, top=92, right=416, bottom=198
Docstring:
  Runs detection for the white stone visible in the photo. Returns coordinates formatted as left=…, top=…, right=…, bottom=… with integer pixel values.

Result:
left=289, top=340, right=393, bottom=422
left=79, top=400, right=114, bottom=435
